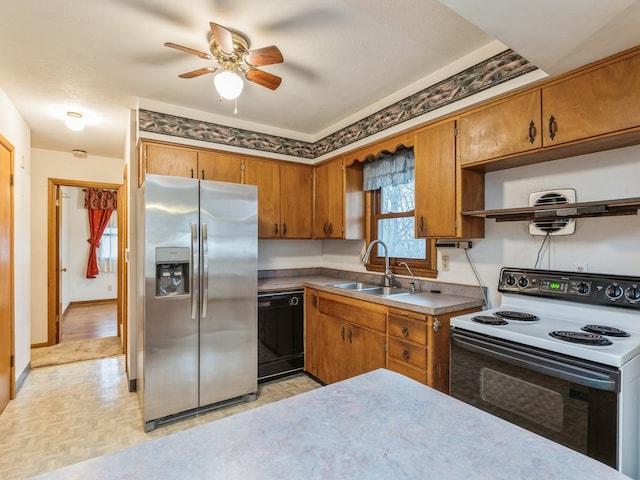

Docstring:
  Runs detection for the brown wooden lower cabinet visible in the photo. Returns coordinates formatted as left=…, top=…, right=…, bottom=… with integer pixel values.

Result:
left=305, top=289, right=386, bottom=385
left=305, top=288, right=481, bottom=390
left=386, top=306, right=480, bottom=393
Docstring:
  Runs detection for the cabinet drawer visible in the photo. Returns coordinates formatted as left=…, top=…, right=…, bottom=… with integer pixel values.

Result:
left=388, top=313, right=427, bottom=346
left=388, top=337, right=427, bottom=369
left=387, top=358, right=427, bottom=384
left=318, top=293, right=386, bottom=333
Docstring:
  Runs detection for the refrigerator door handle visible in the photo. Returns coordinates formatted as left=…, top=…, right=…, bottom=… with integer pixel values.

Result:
left=202, top=223, right=208, bottom=318
left=191, top=223, right=198, bottom=320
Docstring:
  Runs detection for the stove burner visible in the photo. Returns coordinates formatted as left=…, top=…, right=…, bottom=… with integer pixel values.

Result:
left=549, top=330, right=613, bottom=346
left=581, top=325, right=630, bottom=337
left=494, top=310, right=539, bottom=322
left=472, top=315, right=508, bottom=326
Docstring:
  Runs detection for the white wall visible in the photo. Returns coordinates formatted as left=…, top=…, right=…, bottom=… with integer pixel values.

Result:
left=413, top=145, right=640, bottom=308
left=61, top=186, right=118, bottom=305
left=0, top=88, right=31, bottom=381
left=30, top=149, right=124, bottom=345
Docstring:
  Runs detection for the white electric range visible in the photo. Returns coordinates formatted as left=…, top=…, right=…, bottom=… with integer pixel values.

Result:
left=450, top=267, right=640, bottom=478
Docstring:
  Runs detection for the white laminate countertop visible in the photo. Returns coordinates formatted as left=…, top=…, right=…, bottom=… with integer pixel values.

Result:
left=258, top=274, right=485, bottom=315
left=32, top=369, right=630, bottom=480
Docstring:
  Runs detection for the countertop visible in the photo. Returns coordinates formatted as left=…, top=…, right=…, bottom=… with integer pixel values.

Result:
left=258, top=272, right=485, bottom=315
left=32, top=369, right=630, bottom=480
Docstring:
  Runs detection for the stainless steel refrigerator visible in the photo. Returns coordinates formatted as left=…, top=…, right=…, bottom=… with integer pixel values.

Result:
left=140, top=173, right=258, bottom=432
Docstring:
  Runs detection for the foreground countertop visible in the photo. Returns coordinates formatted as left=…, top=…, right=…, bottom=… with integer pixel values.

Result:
left=33, top=369, right=629, bottom=480
left=259, top=273, right=485, bottom=315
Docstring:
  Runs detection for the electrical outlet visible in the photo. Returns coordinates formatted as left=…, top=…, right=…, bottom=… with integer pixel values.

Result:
left=442, top=255, right=450, bottom=271
left=573, top=262, right=588, bottom=273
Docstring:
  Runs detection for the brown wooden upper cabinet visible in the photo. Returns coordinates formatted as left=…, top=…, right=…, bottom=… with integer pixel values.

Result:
left=414, top=119, right=484, bottom=238
left=542, top=53, right=640, bottom=146
left=457, top=90, right=542, bottom=166
left=141, top=142, right=243, bottom=183
left=313, top=158, right=365, bottom=239
left=244, top=158, right=313, bottom=239
left=457, top=48, right=640, bottom=168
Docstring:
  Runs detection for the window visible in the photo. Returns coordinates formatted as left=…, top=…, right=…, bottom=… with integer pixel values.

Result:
left=98, top=210, right=118, bottom=273
left=364, top=149, right=436, bottom=277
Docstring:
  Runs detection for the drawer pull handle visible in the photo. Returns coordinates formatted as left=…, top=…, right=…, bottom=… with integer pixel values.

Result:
left=402, top=327, right=409, bottom=337
left=341, top=325, right=345, bottom=341
left=402, top=349, right=409, bottom=360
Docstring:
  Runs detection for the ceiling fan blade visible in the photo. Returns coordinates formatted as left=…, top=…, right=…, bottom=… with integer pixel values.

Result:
left=179, top=67, right=217, bottom=79
left=209, top=22, right=234, bottom=54
left=164, top=42, right=212, bottom=60
left=245, top=69, right=282, bottom=90
left=245, top=46, right=284, bottom=66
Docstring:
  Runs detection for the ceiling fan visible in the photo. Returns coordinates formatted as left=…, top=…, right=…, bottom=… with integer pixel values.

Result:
left=165, top=22, right=284, bottom=101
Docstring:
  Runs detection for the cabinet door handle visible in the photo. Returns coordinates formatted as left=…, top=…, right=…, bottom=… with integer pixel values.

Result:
left=348, top=327, right=353, bottom=343
left=419, top=216, right=424, bottom=233
left=283, top=224, right=287, bottom=236
left=433, top=318, right=441, bottom=332
left=190, top=168, right=195, bottom=178
left=548, top=115, right=557, bottom=140
left=402, top=327, right=409, bottom=338
left=528, top=120, right=537, bottom=144
left=341, top=325, right=345, bottom=341
left=329, top=223, right=333, bottom=235
left=274, top=223, right=279, bottom=235
left=323, top=223, right=328, bottom=235
left=201, top=169, right=205, bottom=180
left=402, top=349, right=410, bottom=360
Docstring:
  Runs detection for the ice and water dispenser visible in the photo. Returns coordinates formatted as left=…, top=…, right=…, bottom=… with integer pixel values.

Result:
left=155, top=247, right=190, bottom=297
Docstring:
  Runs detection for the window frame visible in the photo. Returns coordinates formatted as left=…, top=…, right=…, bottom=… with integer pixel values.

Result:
left=364, top=189, right=437, bottom=278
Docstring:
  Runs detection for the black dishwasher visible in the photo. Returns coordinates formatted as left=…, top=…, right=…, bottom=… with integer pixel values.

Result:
left=257, top=290, right=304, bottom=382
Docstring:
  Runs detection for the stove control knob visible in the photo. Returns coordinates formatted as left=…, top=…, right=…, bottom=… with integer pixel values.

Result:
left=518, top=277, right=529, bottom=288
left=505, top=275, right=517, bottom=287
left=576, top=282, right=590, bottom=295
left=606, top=284, right=623, bottom=300
left=625, top=286, right=640, bottom=302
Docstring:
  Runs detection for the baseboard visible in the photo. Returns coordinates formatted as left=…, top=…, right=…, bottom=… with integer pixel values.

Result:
left=69, top=298, right=117, bottom=307
left=15, top=362, right=30, bottom=395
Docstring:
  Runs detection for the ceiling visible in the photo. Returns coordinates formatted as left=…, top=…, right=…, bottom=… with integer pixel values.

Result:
left=1, top=0, right=640, bottom=159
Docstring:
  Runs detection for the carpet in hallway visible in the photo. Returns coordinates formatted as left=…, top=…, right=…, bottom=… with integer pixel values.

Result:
left=31, top=336, right=123, bottom=368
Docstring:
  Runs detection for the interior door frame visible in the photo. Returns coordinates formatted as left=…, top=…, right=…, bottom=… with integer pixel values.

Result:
left=0, top=133, right=15, bottom=405
left=47, top=179, right=126, bottom=353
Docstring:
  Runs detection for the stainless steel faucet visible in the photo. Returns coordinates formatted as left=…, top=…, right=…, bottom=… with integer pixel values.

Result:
left=399, top=261, right=417, bottom=293
left=362, top=240, right=393, bottom=287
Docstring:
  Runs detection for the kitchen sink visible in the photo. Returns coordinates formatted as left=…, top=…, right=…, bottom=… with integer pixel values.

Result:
left=359, top=286, right=412, bottom=297
left=329, top=282, right=379, bottom=291
left=329, top=283, right=412, bottom=297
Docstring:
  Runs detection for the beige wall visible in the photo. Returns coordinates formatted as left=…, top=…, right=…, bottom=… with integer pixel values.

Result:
left=0, top=87, right=32, bottom=381
left=30, top=149, right=124, bottom=345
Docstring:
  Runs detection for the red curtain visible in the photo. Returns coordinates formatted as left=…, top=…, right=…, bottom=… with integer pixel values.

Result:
left=85, top=188, right=117, bottom=279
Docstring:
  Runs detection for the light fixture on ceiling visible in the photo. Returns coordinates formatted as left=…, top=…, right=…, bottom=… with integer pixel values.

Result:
left=214, top=70, right=244, bottom=100
left=65, top=112, right=85, bottom=131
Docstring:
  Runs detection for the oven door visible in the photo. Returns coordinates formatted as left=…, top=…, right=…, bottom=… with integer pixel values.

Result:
left=450, top=328, right=620, bottom=468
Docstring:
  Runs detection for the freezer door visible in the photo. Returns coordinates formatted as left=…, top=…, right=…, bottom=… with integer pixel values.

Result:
left=199, top=180, right=258, bottom=406
left=143, top=174, right=199, bottom=422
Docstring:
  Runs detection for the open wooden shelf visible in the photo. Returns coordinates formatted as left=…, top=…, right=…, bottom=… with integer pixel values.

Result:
left=462, top=197, right=640, bottom=222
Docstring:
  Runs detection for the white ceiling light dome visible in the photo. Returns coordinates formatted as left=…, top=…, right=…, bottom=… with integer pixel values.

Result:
left=64, top=111, right=85, bottom=131
left=214, top=70, right=244, bottom=100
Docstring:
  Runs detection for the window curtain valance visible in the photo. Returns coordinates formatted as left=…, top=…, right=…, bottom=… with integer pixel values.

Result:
left=84, top=188, right=117, bottom=210
left=363, top=148, right=414, bottom=191
left=85, top=188, right=117, bottom=278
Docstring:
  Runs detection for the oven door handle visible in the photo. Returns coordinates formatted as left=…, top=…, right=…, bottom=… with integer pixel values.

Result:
left=451, top=331, right=620, bottom=392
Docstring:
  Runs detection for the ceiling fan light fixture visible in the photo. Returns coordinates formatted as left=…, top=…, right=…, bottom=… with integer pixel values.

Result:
left=65, top=111, right=85, bottom=131
left=214, top=70, right=244, bottom=100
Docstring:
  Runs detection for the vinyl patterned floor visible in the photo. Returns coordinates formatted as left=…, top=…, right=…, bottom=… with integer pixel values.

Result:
left=0, top=356, right=321, bottom=479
